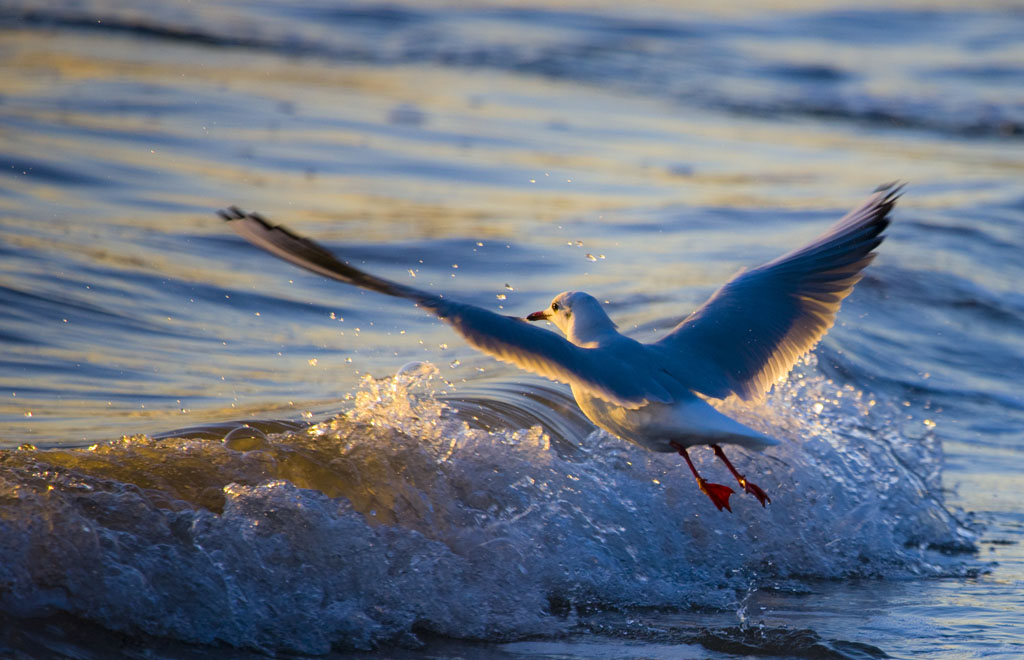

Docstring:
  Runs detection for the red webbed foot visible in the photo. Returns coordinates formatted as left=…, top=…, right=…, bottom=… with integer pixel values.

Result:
left=697, top=478, right=735, bottom=512
left=711, top=444, right=771, bottom=508
left=672, top=441, right=736, bottom=513
left=740, top=478, right=771, bottom=508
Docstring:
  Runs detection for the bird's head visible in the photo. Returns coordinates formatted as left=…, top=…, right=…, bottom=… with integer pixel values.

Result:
left=527, top=291, right=617, bottom=345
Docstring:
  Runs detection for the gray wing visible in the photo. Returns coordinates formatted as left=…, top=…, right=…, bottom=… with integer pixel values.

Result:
left=219, top=207, right=671, bottom=409
left=653, top=184, right=900, bottom=401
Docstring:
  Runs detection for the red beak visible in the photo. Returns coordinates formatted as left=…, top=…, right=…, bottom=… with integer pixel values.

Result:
left=526, top=310, right=549, bottom=322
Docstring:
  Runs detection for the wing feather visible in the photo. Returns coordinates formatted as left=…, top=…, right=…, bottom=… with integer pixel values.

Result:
left=654, top=184, right=900, bottom=400
left=220, top=208, right=666, bottom=409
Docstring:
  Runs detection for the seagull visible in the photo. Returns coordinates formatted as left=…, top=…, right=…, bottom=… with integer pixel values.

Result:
left=220, top=184, right=899, bottom=512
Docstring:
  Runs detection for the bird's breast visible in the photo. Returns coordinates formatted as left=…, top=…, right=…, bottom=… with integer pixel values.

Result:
left=570, top=385, right=778, bottom=452
left=571, top=386, right=681, bottom=452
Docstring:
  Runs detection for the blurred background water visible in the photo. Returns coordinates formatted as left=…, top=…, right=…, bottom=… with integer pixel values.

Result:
left=0, top=1, right=1022, bottom=658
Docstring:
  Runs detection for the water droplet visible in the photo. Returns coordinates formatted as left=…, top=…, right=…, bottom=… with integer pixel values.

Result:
left=812, top=402, right=824, bottom=414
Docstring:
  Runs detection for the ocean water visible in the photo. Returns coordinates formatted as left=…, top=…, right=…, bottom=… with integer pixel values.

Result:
left=1, top=1, right=1023, bottom=658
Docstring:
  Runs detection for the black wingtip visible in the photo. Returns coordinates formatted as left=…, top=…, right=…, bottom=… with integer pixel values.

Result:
left=218, top=206, right=283, bottom=235
left=877, top=181, right=906, bottom=206
left=218, top=206, right=249, bottom=222
left=865, top=182, right=903, bottom=236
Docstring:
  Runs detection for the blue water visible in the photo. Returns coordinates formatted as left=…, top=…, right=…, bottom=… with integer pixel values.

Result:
left=1, top=1, right=1023, bottom=658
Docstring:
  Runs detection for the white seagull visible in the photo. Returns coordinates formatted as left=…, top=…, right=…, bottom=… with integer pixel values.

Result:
left=220, top=184, right=899, bottom=512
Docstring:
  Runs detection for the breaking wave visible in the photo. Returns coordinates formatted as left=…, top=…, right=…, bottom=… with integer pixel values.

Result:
left=0, top=360, right=975, bottom=653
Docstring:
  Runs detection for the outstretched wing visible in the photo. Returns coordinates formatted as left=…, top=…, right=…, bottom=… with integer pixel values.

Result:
left=220, top=208, right=671, bottom=409
left=654, top=184, right=900, bottom=401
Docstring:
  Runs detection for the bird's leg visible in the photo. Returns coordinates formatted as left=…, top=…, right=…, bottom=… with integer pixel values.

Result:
left=670, top=441, right=734, bottom=513
left=711, top=444, right=771, bottom=507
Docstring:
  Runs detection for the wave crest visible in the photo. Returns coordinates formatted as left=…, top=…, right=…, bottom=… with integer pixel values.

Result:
left=0, top=360, right=976, bottom=652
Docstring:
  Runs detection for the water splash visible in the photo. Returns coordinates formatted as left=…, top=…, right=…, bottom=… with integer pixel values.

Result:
left=0, top=360, right=975, bottom=652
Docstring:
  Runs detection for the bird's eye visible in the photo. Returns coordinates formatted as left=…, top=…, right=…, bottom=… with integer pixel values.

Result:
left=551, top=302, right=560, bottom=311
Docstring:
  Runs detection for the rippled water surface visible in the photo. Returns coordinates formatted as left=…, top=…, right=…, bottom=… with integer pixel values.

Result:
left=1, top=1, right=1022, bottom=658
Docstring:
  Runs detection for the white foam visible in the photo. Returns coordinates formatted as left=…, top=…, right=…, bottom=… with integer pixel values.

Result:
left=0, top=361, right=975, bottom=652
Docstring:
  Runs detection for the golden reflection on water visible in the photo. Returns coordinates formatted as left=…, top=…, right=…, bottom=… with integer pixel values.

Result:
left=0, top=8, right=1020, bottom=659
left=1, top=17, right=1020, bottom=445
left=6, top=26, right=1018, bottom=225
